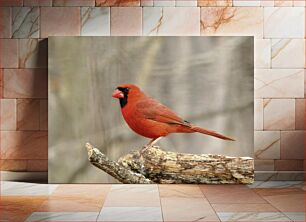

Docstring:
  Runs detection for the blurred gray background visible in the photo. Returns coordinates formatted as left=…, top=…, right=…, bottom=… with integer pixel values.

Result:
left=48, top=36, right=254, bottom=183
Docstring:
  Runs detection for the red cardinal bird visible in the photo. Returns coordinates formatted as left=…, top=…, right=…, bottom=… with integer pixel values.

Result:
left=112, top=84, right=235, bottom=146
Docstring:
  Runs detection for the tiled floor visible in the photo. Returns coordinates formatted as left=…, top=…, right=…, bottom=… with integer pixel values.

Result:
left=0, top=181, right=305, bottom=222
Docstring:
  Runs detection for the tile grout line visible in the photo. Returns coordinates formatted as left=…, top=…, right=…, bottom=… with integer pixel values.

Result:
left=199, top=184, right=296, bottom=221
left=95, top=184, right=112, bottom=221
left=262, top=197, right=293, bottom=221
left=197, top=185, right=222, bottom=222
left=253, top=189, right=294, bottom=221
left=157, top=184, right=165, bottom=222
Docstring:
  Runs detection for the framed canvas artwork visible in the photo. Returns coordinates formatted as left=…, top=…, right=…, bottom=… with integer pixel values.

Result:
left=48, top=36, right=254, bottom=183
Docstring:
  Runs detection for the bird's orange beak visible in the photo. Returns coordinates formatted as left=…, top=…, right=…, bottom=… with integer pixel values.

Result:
left=112, top=89, right=124, bottom=99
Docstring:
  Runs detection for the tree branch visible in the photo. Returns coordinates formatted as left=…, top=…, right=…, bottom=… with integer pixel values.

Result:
left=85, top=143, right=254, bottom=184
left=85, top=143, right=153, bottom=184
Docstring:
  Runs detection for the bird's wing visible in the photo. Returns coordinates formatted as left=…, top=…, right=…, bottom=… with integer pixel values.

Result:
left=135, top=99, right=191, bottom=127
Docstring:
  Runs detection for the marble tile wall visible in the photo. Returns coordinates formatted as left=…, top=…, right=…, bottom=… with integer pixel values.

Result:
left=0, top=0, right=304, bottom=179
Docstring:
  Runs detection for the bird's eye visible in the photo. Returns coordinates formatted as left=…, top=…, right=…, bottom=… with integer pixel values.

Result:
left=122, top=88, right=129, bottom=93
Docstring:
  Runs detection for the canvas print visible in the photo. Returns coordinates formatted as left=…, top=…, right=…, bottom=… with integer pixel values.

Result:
left=49, top=36, right=254, bottom=183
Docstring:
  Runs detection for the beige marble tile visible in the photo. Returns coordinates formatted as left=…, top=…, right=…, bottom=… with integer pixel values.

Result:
left=40, top=99, right=47, bottom=130
left=0, top=39, right=18, bottom=68
left=23, top=0, right=52, bottom=6
left=254, top=131, right=280, bottom=159
left=1, top=131, right=48, bottom=159
left=0, top=0, right=23, bottom=6
left=0, top=69, right=3, bottom=98
left=304, top=70, right=306, bottom=98
left=161, top=197, right=219, bottom=221
left=263, top=99, right=295, bottom=130
left=259, top=173, right=301, bottom=182
left=250, top=181, right=304, bottom=188
left=111, top=7, right=142, bottom=36
left=98, top=207, right=162, bottom=221
left=0, top=7, right=11, bottom=38
left=41, top=7, right=80, bottom=38
left=27, top=159, right=48, bottom=171
left=0, top=99, right=16, bottom=130
left=158, top=184, right=204, bottom=198
left=255, top=39, right=271, bottom=68
left=283, top=212, right=305, bottom=221
left=176, top=0, right=197, bottom=6
left=274, top=0, right=293, bottom=6
left=198, top=0, right=232, bottom=6
left=261, top=0, right=274, bottom=5
left=53, top=0, right=95, bottom=6
left=96, top=0, right=140, bottom=6
left=17, top=99, right=40, bottom=130
left=254, top=159, right=275, bottom=171
left=53, top=184, right=111, bottom=199
left=255, top=99, right=263, bottom=130
left=264, top=7, right=305, bottom=38
left=280, top=131, right=305, bottom=160
left=3, top=69, right=47, bottom=98
left=12, top=7, right=39, bottom=38
left=26, top=212, right=99, bottom=221
left=200, top=7, right=263, bottom=38
left=218, top=212, right=291, bottom=221
left=212, top=203, right=278, bottom=212
left=258, top=188, right=305, bottom=196
left=200, top=185, right=266, bottom=204
left=272, top=39, right=305, bottom=68
left=81, top=7, right=110, bottom=36
left=38, top=196, right=103, bottom=212
left=154, top=0, right=175, bottom=6
left=0, top=196, right=47, bottom=221
left=275, top=160, right=304, bottom=171
left=255, top=69, right=304, bottom=98
left=103, top=185, right=160, bottom=207
left=143, top=7, right=200, bottom=36
left=233, top=0, right=260, bottom=6
left=295, top=99, right=305, bottom=130
left=255, top=172, right=304, bottom=181
left=293, top=0, right=305, bottom=6
left=1, top=181, right=58, bottom=195
left=0, top=159, right=27, bottom=171
left=141, top=0, right=153, bottom=6
left=19, top=39, right=48, bottom=68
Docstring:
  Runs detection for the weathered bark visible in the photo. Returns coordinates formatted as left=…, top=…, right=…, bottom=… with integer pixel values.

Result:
left=85, top=143, right=153, bottom=184
left=86, top=143, right=254, bottom=184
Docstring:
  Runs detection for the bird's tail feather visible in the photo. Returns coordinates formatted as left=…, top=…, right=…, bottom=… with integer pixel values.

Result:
left=191, top=126, right=235, bottom=141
